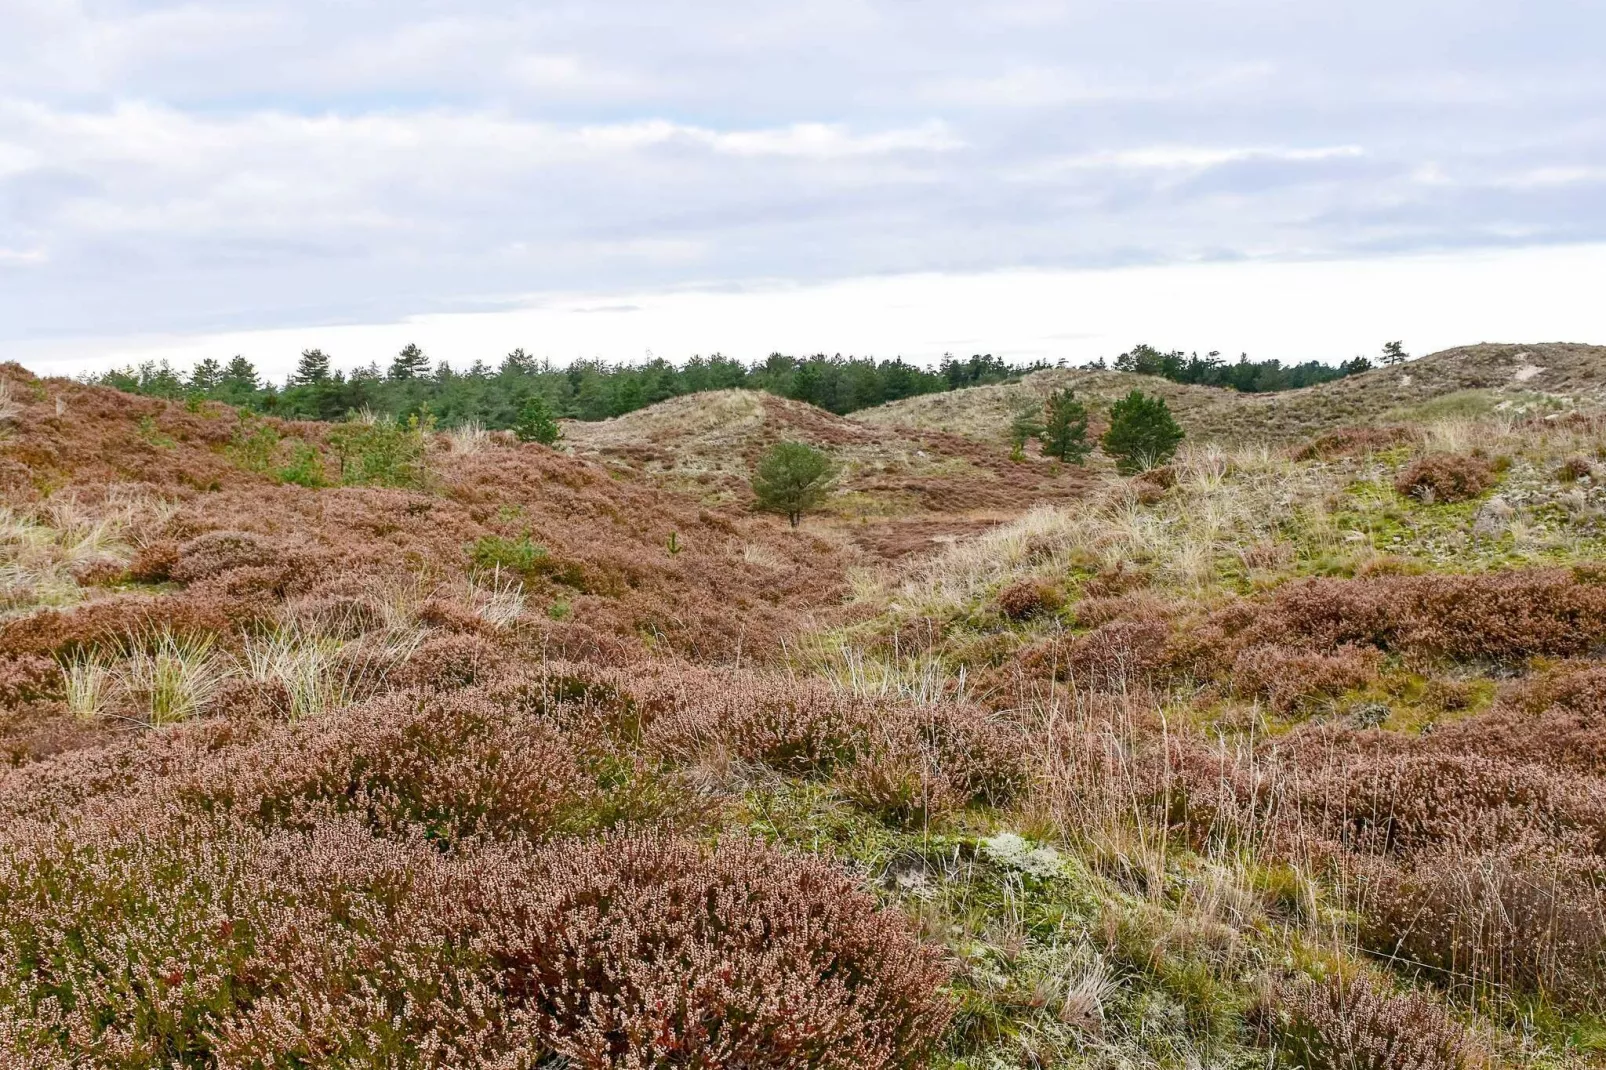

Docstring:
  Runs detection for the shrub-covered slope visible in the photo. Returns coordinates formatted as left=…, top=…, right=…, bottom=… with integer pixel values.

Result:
left=4, top=359, right=1606, bottom=1068
left=855, top=341, right=1606, bottom=446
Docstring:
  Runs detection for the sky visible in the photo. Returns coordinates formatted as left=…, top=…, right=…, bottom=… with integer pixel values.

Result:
left=3, top=1, right=1604, bottom=380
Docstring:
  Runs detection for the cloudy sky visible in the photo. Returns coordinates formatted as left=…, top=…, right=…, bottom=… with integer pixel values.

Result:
left=4, top=1, right=1604, bottom=378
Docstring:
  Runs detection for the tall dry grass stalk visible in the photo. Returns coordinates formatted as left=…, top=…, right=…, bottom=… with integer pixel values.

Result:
left=245, top=617, right=423, bottom=721
left=795, top=634, right=965, bottom=707
left=0, top=379, right=19, bottom=429
left=465, top=568, right=526, bottom=629
left=1, top=493, right=169, bottom=618
left=445, top=420, right=492, bottom=454
left=119, top=630, right=235, bottom=726
left=60, top=653, right=114, bottom=720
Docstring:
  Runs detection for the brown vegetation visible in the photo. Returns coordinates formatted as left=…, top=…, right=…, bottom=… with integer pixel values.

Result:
left=6, top=359, right=1606, bottom=1065
left=1394, top=452, right=1496, bottom=502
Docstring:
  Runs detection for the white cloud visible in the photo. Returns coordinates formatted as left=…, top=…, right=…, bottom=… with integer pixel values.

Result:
left=0, top=0, right=1603, bottom=344
left=1019, top=144, right=1366, bottom=176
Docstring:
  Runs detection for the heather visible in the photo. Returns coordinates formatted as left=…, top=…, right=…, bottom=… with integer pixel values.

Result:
left=5, top=353, right=1606, bottom=1067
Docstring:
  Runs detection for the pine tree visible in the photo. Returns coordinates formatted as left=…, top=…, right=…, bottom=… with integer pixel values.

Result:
left=389, top=343, right=430, bottom=380
left=1100, top=390, right=1184, bottom=474
left=1380, top=341, right=1409, bottom=366
left=501, top=348, right=537, bottom=376
left=291, top=349, right=332, bottom=386
left=1008, top=403, right=1044, bottom=461
left=513, top=393, right=562, bottom=445
left=1039, top=389, right=1090, bottom=464
left=189, top=357, right=224, bottom=394
left=220, top=355, right=260, bottom=399
left=752, top=441, right=836, bottom=527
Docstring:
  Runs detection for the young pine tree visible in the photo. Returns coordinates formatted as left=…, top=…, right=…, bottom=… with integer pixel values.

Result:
left=752, top=441, right=836, bottom=527
left=1100, top=390, right=1184, bottom=474
left=1008, top=403, right=1045, bottom=461
left=1040, top=389, right=1091, bottom=464
left=389, top=343, right=431, bottom=381
left=188, top=357, right=224, bottom=394
left=514, top=393, right=562, bottom=445
left=221, top=355, right=259, bottom=393
left=291, top=349, right=333, bottom=386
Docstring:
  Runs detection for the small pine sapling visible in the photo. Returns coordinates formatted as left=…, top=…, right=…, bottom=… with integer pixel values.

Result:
left=1040, top=388, right=1091, bottom=464
left=514, top=394, right=563, bottom=445
left=1008, top=403, right=1045, bottom=462
left=752, top=441, right=836, bottom=528
left=1100, top=389, right=1183, bottom=474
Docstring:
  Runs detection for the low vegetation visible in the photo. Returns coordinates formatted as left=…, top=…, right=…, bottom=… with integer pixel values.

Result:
left=1100, top=389, right=1184, bottom=474
left=751, top=440, right=838, bottom=527
left=4, top=348, right=1606, bottom=1067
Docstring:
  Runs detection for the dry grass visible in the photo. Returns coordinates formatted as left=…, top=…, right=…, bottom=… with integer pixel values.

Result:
left=117, top=629, right=237, bottom=726
left=856, top=342, right=1606, bottom=447
left=882, top=440, right=1340, bottom=615
left=443, top=419, right=493, bottom=454
left=243, top=619, right=422, bottom=721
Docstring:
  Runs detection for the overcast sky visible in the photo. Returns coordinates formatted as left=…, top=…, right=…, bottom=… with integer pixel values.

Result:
left=4, top=1, right=1604, bottom=377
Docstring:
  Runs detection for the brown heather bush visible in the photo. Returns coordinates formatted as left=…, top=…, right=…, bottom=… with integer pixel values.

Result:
left=995, top=579, right=1060, bottom=621
left=1556, top=455, right=1596, bottom=483
left=388, top=631, right=507, bottom=691
left=1318, top=753, right=1606, bottom=857
left=1394, top=453, right=1495, bottom=503
left=490, top=834, right=953, bottom=1068
left=167, top=529, right=310, bottom=586
left=640, top=671, right=870, bottom=774
left=0, top=816, right=951, bottom=1069
left=1230, top=644, right=1380, bottom=714
left=201, top=689, right=591, bottom=842
left=1438, top=677, right=1606, bottom=771
left=1359, top=841, right=1606, bottom=1013
left=1257, top=973, right=1482, bottom=1070
left=0, top=592, right=268, bottom=660
left=1011, top=616, right=1173, bottom=691
left=1079, top=561, right=1150, bottom=599
left=0, top=653, right=58, bottom=705
left=628, top=664, right=1028, bottom=811
left=1292, top=424, right=1419, bottom=461
left=1231, top=568, right=1606, bottom=662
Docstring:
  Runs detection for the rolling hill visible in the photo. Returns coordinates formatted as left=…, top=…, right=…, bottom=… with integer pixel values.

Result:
left=4, top=347, right=1606, bottom=1068
left=562, top=388, right=1096, bottom=559
left=853, top=341, right=1606, bottom=445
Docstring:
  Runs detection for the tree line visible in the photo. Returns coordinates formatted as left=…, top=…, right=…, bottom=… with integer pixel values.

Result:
left=90, top=340, right=1404, bottom=429
left=1093, top=342, right=1399, bottom=393
left=91, top=350, right=1040, bottom=426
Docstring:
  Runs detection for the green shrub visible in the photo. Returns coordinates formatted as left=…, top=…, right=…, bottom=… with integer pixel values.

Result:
left=227, top=412, right=281, bottom=472
left=1041, top=388, right=1091, bottom=464
left=137, top=414, right=176, bottom=448
left=1101, top=390, right=1183, bottom=474
left=1008, top=403, right=1045, bottom=460
left=752, top=441, right=836, bottom=527
left=514, top=393, right=563, bottom=445
left=470, top=535, right=548, bottom=575
left=277, top=441, right=326, bottom=487
left=327, top=411, right=432, bottom=488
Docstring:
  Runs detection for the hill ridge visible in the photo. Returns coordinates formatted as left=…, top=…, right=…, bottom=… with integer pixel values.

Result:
left=852, top=341, right=1606, bottom=445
